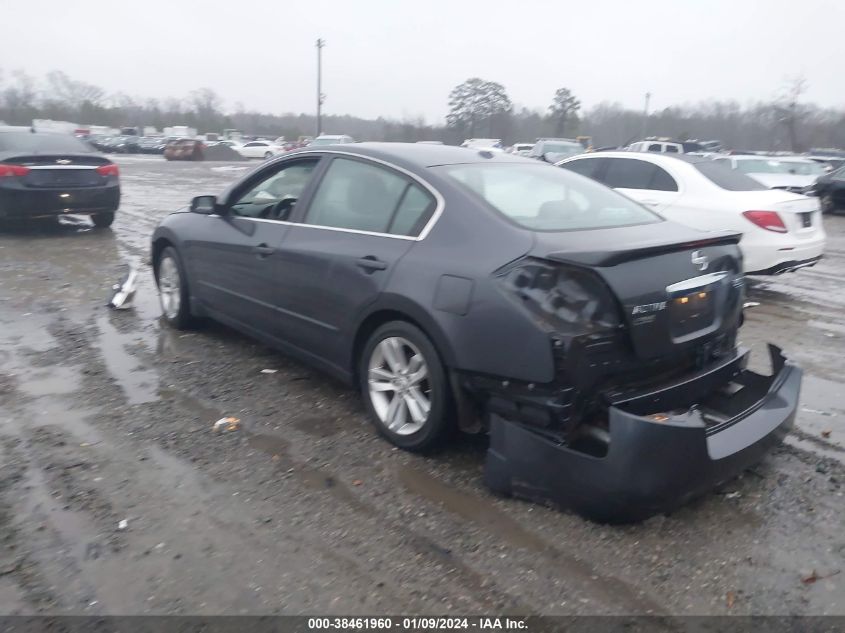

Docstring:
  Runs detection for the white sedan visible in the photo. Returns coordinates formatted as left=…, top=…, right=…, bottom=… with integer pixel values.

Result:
left=712, top=155, right=827, bottom=193
left=556, top=151, right=825, bottom=275
left=237, top=140, right=284, bottom=159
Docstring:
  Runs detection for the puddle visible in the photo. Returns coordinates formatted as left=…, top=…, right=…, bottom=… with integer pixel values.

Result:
left=17, top=365, right=80, bottom=398
left=397, top=464, right=663, bottom=613
left=797, top=374, right=845, bottom=449
left=159, top=387, right=223, bottom=424
left=397, top=464, right=548, bottom=551
left=292, top=415, right=342, bottom=438
left=146, top=444, right=207, bottom=495
left=246, top=430, right=369, bottom=510
left=785, top=436, right=845, bottom=466
left=94, top=315, right=159, bottom=405
left=25, top=399, right=104, bottom=444
left=247, top=432, right=290, bottom=458
left=0, top=320, right=58, bottom=353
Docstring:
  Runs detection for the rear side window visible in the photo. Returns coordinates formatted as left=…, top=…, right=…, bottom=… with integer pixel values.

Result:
left=437, top=163, right=660, bottom=232
left=603, top=158, right=678, bottom=191
left=0, top=132, right=95, bottom=154
left=559, top=157, right=603, bottom=179
left=693, top=161, right=767, bottom=191
left=665, top=145, right=679, bottom=153
left=647, top=144, right=662, bottom=152
left=390, top=184, right=435, bottom=236
left=303, top=157, right=432, bottom=236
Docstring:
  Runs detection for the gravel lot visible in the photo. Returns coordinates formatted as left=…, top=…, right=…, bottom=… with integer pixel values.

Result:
left=0, top=155, right=842, bottom=616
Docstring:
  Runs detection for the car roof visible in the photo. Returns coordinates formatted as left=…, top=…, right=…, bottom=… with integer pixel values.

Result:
left=289, top=142, right=531, bottom=168
left=563, top=150, right=713, bottom=166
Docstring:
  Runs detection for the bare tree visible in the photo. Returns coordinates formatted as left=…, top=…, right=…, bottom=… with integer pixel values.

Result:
left=774, top=75, right=808, bottom=152
left=548, top=87, right=581, bottom=136
left=446, top=78, right=512, bottom=137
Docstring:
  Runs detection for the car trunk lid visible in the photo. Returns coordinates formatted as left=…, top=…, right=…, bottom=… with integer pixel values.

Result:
left=5, top=154, right=112, bottom=188
left=533, top=222, right=744, bottom=361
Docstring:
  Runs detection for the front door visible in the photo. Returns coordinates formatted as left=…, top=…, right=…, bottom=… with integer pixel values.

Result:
left=188, top=157, right=323, bottom=341
left=274, top=156, right=438, bottom=372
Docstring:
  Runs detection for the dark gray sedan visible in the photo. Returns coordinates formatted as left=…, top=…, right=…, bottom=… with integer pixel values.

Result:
left=151, top=143, right=800, bottom=522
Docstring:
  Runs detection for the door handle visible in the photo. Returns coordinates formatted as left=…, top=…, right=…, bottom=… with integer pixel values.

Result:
left=356, top=256, right=388, bottom=273
left=253, top=243, right=275, bottom=258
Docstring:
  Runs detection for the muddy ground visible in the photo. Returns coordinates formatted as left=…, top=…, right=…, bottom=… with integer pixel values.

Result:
left=0, top=156, right=842, bottom=616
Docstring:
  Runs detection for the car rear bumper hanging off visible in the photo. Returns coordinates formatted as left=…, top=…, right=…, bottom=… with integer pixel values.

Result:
left=483, top=344, right=801, bottom=523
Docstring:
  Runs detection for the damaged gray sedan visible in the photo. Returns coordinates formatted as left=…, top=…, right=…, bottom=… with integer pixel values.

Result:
left=151, top=143, right=801, bottom=522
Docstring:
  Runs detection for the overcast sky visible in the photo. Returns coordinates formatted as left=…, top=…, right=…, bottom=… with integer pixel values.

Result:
left=2, top=0, right=843, bottom=121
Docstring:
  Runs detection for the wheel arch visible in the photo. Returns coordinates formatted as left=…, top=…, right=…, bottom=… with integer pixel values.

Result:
left=350, top=297, right=455, bottom=384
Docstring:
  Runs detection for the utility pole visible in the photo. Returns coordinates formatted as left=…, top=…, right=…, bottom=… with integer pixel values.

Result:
left=641, top=91, right=651, bottom=139
left=316, top=38, right=325, bottom=137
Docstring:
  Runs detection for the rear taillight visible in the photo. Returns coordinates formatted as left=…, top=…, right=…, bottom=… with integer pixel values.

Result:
left=96, top=164, right=119, bottom=177
left=743, top=210, right=787, bottom=233
left=0, top=164, right=30, bottom=178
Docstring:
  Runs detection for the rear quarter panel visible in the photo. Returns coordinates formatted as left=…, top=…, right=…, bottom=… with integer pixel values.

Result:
left=376, top=177, right=555, bottom=384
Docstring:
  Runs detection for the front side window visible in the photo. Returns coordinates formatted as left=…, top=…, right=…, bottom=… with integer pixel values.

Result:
left=304, top=157, right=430, bottom=235
left=229, top=159, right=319, bottom=219
left=437, top=163, right=660, bottom=232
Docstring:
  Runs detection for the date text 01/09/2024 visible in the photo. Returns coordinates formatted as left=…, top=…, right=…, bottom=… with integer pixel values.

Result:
left=306, top=618, right=529, bottom=630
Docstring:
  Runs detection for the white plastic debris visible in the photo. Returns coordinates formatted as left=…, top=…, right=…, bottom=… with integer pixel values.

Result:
left=743, top=301, right=760, bottom=309
left=117, top=519, right=128, bottom=530
left=260, top=369, right=278, bottom=374
left=108, top=268, right=138, bottom=310
left=213, top=416, right=241, bottom=433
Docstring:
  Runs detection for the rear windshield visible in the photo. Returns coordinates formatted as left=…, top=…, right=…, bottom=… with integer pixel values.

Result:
left=436, top=163, right=661, bottom=232
left=0, top=132, right=95, bottom=154
left=694, top=161, right=767, bottom=191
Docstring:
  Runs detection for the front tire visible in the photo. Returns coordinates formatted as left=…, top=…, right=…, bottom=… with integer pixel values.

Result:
left=359, top=321, right=453, bottom=451
left=155, top=246, right=193, bottom=329
left=263, top=151, right=273, bottom=159
left=92, top=212, right=115, bottom=228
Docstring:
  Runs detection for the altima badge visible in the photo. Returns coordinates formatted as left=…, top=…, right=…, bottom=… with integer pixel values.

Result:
left=691, top=250, right=709, bottom=271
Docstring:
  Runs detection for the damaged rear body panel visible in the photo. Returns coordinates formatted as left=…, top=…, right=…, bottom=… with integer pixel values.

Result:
left=483, top=345, right=800, bottom=523
left=459, top=224, right=801, bottom=522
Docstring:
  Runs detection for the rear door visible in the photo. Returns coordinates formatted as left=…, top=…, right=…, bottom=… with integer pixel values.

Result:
left=188, top=156, right=323, bottom=340
left=275, top=155, right=437, bottom=371
left=601, top=157, right=682, bottom=212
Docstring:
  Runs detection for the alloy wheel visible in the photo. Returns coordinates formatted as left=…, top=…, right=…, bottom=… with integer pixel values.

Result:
left=367, top=336, right=431, bottom=435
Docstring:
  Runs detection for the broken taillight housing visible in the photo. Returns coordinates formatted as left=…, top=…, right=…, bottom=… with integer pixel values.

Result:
left=496, top=258, right=622, bottom=333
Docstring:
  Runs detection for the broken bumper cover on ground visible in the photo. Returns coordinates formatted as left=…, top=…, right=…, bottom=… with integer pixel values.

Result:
left=483, top=345, right=801, bottom=523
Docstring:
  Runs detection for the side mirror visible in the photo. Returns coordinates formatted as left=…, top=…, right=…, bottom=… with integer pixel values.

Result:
left=190, top=195, right=218, bottom=214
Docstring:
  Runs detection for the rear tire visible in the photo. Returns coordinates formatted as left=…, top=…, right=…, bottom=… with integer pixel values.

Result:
left=264, top=151, right=273, bottom=159
left=92, top=212, right=115, bottom=228
left=155, top=246, right=194, bottom=329
left=820, top=193, right=836, bottom=215
left=359, top=321, right=454, bottom=451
